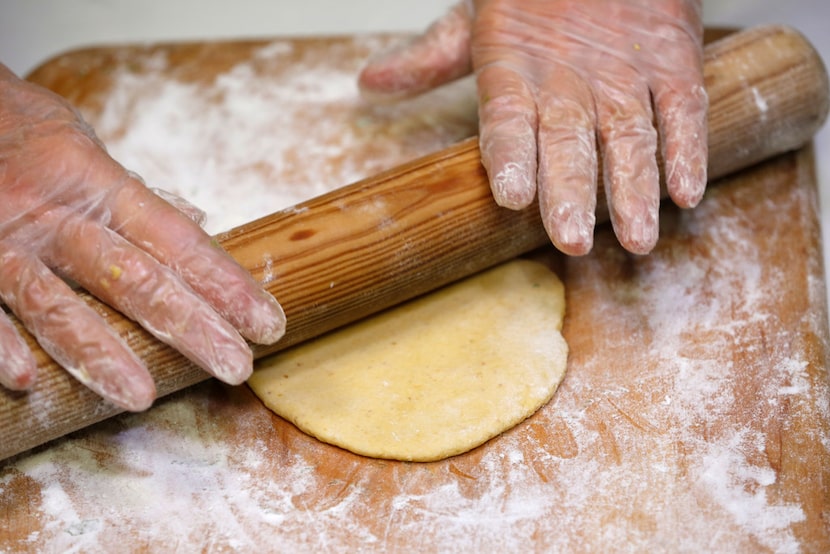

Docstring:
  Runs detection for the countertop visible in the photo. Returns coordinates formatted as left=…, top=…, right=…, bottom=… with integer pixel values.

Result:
left=1, top=27, right=829, bottom=552
left=1, top=3, right=829, bottom=552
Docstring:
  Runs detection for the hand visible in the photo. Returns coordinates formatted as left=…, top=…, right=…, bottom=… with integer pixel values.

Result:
left=359, top=0, right=707, bottom=255
left=0, top=65, right=285, bottom=410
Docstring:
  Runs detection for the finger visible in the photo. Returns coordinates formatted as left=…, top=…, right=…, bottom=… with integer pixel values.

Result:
left=536, top=68, right=598, bottom=256
left=149, top=186, right=207, bottom=228
left=476, top=63, right=538, bottom=209
left=106, top=173, right=285, bottom=346
left=127, top=166, right=207, bottom=227
left=44, top=209, right=256, bottom=386
left=0, top=309, right=37, bottom=390
left=0, top=242, right=155, bottom=410
left=594, top=75, right=661, bottom=255
left=358, top=2, right=473, bottom=101
left=652, top=63, right=708, bottom=208
left=621, top=0, right=706, bottom=208
left=4, top=124, right=285, bottom=347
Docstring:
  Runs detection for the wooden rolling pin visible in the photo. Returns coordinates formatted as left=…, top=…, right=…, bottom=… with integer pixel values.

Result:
left=1, top=24, right=828, bottom=461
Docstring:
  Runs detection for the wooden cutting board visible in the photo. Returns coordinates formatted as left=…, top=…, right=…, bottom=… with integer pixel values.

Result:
left=1, top=33, right=829, bottom=552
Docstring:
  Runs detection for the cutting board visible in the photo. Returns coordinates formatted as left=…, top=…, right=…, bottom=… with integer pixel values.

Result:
left=1, top=32, right=829, bottom=552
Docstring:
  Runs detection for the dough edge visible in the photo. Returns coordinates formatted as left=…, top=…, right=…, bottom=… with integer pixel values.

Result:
left=248, top=258, right=568, bottom=462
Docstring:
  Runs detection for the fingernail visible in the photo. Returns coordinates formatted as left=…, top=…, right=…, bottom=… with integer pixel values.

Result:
left=112, top=378, right=156, bottom=412
left=550, top=204, right=595, bottom=256
left=623, top=213, right=660, bottom=255
left=235, top=289, right=286, bottom=345
left=72, top=360, right=157, bottom=412
left=0, top=367, right=36, bottom=391
left=0, top=349, right=37, bottom=390
left=490, top=162, right=535, bottom=209
left=667, top=155, right=707, bottom=208
left=679, top=165, right=707, bottom=208
left=249, top=295, right=286, bottom=345
left=209, top=339, right=254, bottom=386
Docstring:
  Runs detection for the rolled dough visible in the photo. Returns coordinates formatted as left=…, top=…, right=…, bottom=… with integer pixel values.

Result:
left=247, top=259, right=568, bottom=462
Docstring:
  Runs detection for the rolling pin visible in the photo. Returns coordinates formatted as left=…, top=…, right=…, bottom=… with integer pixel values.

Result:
left=1, top=24, right=828, bottom=461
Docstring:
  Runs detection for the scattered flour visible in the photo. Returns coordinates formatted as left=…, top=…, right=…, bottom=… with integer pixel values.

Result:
left=88, top=36, right=477, bottom=235
left=752, top=86, right=770, bottom=119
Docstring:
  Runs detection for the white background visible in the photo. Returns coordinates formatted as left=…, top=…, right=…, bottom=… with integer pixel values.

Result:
left=3, top=2, right=827, bottom=89
left=2, top=0, right=829, bottom=294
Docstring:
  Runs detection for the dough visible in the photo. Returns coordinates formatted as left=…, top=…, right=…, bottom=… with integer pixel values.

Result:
left=248, top=259, right=568, bottom=462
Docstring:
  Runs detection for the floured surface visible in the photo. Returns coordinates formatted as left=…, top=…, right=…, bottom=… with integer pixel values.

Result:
left=1, top=36, right=829, bottom=552
left=61, top=36, right=478, bottom=234
left=248, top=260, right=568, bottom=462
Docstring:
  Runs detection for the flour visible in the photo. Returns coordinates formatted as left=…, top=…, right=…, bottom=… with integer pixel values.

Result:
left=696, top=430, right=805, bottom=549
left=93, top=50, right=365, bottom=234
left=752, top=86, right=770, bottom=119
left=89, top=37, right=477, bottom=235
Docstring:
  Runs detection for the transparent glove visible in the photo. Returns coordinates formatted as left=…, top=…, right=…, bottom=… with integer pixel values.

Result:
left=0, top=65, right=286, bottom=410
left=359, top=0, right=707, bottom=255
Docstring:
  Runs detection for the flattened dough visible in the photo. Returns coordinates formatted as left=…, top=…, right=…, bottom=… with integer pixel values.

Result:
left=248, top=259, right=568, bottom=462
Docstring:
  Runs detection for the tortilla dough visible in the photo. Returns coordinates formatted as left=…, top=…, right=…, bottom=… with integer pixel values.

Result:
left=248, top=259, right=568, bottom=462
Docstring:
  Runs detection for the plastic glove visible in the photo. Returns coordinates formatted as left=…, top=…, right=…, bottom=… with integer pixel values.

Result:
left=0, top=64, right=286, bottom=410
left=359, top=0, right=707, bottom=255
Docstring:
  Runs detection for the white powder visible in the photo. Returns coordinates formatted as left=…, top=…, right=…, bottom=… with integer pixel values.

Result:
left=752, top=86, right=769, bottom=119
left=92, top=58, right=346, bottom=233
left=3, top=35, right=828, bottom=552
left=89, top=37, right=477, bottom=235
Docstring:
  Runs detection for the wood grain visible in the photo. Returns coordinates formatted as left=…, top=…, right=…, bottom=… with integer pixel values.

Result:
left=1, top=25, right=828, bottom=462
left=2, top=131, right=826, bottom=553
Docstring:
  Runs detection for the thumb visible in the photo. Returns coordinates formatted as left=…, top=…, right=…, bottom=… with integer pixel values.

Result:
left=358, top=2, right=474, bottom=102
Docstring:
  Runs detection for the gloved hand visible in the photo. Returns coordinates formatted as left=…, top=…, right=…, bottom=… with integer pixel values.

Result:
left=359, top=0, right=707, bottom=255
left=0, top=64, right=286, bottom=411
